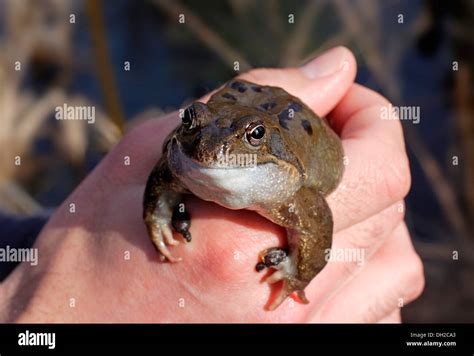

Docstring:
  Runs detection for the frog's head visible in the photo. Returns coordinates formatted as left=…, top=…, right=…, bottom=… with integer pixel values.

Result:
left=167, top=101, right=303, bottom=209
left=171, top=101, right=303, bottom=169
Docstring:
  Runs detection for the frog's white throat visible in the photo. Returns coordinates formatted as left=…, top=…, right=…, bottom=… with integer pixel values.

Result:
left=168, top=141, right=299, bottom=210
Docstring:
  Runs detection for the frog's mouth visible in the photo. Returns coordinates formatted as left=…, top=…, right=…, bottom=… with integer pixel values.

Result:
left=169, top=138, right=260, bottom=171
left=168, top=138, right=298, bottom=210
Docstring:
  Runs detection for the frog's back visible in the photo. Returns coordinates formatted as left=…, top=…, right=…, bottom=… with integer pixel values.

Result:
left=208, top=79, right=344, bottom=196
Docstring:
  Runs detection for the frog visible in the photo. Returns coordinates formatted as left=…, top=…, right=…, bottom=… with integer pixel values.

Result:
left=143, top=79, right=344, bottom=310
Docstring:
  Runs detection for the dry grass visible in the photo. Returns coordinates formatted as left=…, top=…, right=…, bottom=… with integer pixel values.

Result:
left=0, top=0, right=122, bottom=213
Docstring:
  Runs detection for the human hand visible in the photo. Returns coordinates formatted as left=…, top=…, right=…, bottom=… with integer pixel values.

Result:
left=0, top=46, right=424, bottom=322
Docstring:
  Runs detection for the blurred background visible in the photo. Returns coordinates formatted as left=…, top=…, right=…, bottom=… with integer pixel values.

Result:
left=0, top=0, right=472, bottom=322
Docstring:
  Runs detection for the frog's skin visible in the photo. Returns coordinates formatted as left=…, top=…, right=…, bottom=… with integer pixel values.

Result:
left=143, top=79, right=344, bottom=310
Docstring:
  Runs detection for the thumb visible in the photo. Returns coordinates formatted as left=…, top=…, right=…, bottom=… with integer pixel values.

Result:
left=200, top=46, right=357, bottom=116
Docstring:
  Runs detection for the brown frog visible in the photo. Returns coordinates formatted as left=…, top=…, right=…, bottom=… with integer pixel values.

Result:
left=143, top=79, right=344, bottom=310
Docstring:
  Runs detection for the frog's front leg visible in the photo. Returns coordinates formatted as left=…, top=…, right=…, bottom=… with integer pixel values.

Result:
left=143, top=157, right=190, bottom=262
left=257, top=186, right=333, bottom=310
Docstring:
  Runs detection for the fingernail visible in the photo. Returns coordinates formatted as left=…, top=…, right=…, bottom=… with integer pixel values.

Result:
left=300, top=46, right=349, bottom=79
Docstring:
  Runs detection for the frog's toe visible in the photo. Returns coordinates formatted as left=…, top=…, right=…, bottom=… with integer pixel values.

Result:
left=296, top=290, right=309, bottom=304
left=268, top=279, right=309, bottom=311
left=268, top=281, right=293, bottom=310
left=267, top=271, right=285, bottom=284
left=155, top=238, right=182, bottom=263
left=162, top=224, right=180, bottom=246
left=148, top=223, right=182, bottom=263
left=264, top=255, right=294, bottom=285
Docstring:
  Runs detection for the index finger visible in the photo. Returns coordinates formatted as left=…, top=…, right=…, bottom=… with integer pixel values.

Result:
left=327, top=84, right=411, bottom=232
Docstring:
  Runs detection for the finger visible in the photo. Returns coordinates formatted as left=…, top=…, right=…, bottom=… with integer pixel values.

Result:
left=377, top=309, right=402, bottom=323
left=307, top=223, right=425, bottom=323
left=327, top=84, right=411, bottom=232
left=224, top=46, right=357, bottom=117
left=112, top=47, right=357, bottom=184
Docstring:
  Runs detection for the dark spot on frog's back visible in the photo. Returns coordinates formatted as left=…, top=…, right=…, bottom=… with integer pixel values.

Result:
left=251, top=85, right=262, bottom=92
left=222, top=92, right=237, bottom=101
left=288, top=101, right=302, bottom=112
left=260, top=102, right=277, bottom=111
left=277, top=102, right=302, bottom=130
left=278, top=108, right=291, bottom=130
left=301, top=119, right=313, bottom=135
left=230, top=81, right=247, bottom=93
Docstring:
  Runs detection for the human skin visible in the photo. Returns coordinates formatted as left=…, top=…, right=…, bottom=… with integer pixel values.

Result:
left=0, top=46, right=424, bottom=322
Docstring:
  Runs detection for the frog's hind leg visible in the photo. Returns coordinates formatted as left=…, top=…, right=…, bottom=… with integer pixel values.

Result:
left=256, top=187, right=333, bottom=310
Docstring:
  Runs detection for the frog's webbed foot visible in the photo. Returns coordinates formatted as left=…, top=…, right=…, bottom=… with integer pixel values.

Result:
left=145, top=200, right=192, bottom=262
left=146, top=216, right=183, bottom=263
left=256, top=247, right=309, bottom=310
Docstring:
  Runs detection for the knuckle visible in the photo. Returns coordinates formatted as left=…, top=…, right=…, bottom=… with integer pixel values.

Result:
left=373, top=202, right=406, bottom=238
left=363, top=300, right=387, bottom=323
left=382, top=152, right=412, bottom=202
left=347, top=202, right=405, bottom=252
left=390, top=201, right=406, bottom=228
left=403, top=251, right=425, bottom=303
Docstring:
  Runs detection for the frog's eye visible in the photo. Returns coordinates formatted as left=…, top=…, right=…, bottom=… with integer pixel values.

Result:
left=246, top=123, right=266, bottom=146
left=182, top=106, right=197, bottom=129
